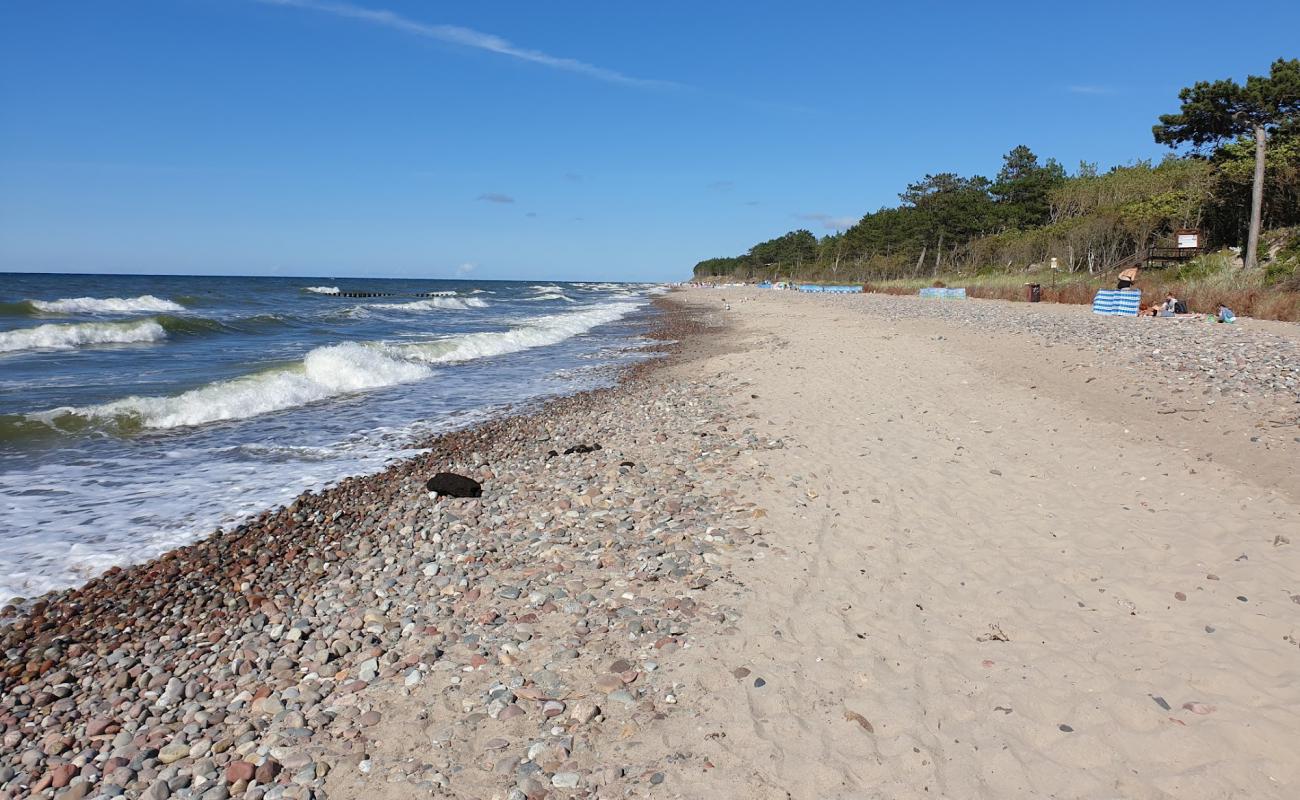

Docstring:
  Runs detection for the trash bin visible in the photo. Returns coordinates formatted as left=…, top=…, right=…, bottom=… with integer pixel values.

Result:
left=1025, top=283, right=1042, bottom=302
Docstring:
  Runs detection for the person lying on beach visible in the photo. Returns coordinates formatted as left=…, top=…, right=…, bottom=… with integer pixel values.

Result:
left=1142, top=299, right=1168, bottom=317
left=1143, top=294, right=1189, bottom=318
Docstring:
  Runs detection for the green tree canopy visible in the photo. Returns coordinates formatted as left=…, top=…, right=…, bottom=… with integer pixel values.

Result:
left=1153, top=58, right=1300, bottom=267
left=693, top=62, right=1300, bottom=284
left=1153, top=58, right=1300, bottom=147
left=991, top=145, right=1066, bottom=229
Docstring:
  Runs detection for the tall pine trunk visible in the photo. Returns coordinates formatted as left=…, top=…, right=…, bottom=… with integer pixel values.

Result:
left=1245, top=124, right=1266, bottom=270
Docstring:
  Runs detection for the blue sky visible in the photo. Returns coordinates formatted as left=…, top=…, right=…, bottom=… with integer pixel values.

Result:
left=2, top=1, right=1298, bottom=282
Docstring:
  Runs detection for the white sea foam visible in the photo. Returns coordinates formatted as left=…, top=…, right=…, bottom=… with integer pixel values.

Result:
left=51, top=342, right=431, bottom=429
left=525, top=292, right=576, bottom=303
left=530, top=284, right=564, bottom=292
left=368, top=297, right=489, bottom=312
left=0, top=319, right=167, bottom=353
left=0, top=291, right=651, bottom=599
left=29, top=295, right=185, bottom=314
left=0, top=424, right=434, bottom=600
left=31, top=302, right=637, bottom=431
left=304, top=286, right=340, bottom=295
left=406, top=302, right=638, bottom=364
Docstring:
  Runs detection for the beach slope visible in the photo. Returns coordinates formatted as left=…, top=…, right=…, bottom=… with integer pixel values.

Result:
left=637, top=289, right=1299, bottom=799
left=3, top=290, right=1297, bottom=800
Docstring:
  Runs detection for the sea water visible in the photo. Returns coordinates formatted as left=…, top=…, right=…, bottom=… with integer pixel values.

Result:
left=0, top=274, right=664, bottom=601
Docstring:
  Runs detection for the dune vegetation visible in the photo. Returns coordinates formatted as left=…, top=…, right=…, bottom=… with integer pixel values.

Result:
left=694, top=59, right=1300, bottom=320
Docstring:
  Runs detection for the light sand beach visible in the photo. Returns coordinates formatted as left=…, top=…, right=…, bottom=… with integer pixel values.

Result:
left=7, top=9, right=1300, bottom=800
left=623, top=289, right=1299, bottom=799
left=3, top=290, right=1297, bottom=800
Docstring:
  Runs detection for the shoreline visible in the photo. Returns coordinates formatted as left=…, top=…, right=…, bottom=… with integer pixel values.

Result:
left=0, top=294, right=755, bottom=799
left=0, top=299, right=673, bottom=611
left=0, top=280, right=660, bottom=605
left=0, top=296, right=687, bottom=615
left=3, top=289, right=1298, bottom=799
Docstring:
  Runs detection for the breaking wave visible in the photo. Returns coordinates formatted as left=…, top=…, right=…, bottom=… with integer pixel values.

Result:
left=525, top=292, right=576, bottom=303
left=0, top=319, right=168, bottom=353
left=27, top=302, right=639, bottom=432
left=405, top=302, right=638, bottom=364
left=304, top=286, right=340, bottom=295
left=24, top=295, right=186, bottom=314
left=0, top=313, right=277, bottom=354
left=37, top=342, right=433, bottom=431
left=367, top=297, right=489, bottom=312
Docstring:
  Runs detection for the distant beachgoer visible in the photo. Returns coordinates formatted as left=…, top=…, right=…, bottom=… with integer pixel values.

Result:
left=1160, top=293, right=1178, bottom=317
left=1216, top=302, right=1236, bottom=323
left=1117, top=267, right=1138, bottom=290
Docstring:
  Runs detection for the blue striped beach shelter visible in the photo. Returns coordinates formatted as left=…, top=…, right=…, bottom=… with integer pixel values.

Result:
left=919, top=287, right=967, bottom=299
left=1092, top=290, right=1141, bottom=316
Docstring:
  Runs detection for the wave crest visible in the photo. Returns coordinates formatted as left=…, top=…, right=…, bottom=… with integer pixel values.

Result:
left=26, top=301, right=639, bottom=431
left=28, top=295, right=185, bottom=314
left=368, top=297, right=489, bottom=312
left=406, top=302, right=637, bottom=364
left=43, top=342, right=431, bottom=430
left=304, top=286, right=340, bottom=295
left=0, top=319, right=167, bottom=353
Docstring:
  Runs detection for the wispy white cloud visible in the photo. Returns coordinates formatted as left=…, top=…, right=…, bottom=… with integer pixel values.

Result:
left=477, top=192, right=514, bottom=204
left=795, top=212, right=857, bottom=231
left=256, top=0, right=674, bottom=89
left=456, top=262, right=477, bottom=274
left=1067, top=84, right=1113, bottom=95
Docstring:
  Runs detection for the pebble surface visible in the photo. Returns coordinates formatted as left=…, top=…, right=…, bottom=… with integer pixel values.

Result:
left=0, top=300, right=770, bottom=799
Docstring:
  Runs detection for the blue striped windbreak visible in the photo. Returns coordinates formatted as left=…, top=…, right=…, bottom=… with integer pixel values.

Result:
left=799, top=284, right=863, bottom=293
left=1092, top=290, right=1142, bottom=316
left=919, top=287, right=967, bottom=299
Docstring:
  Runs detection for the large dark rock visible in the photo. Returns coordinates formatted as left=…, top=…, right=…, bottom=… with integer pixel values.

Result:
left=425, top=472, right=482, bottom=498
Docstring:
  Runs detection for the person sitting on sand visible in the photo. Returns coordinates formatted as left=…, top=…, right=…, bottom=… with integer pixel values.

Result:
left=1216, top=302, right=1236, bottom=323
left=1160, top=293, right=1178, bottom=317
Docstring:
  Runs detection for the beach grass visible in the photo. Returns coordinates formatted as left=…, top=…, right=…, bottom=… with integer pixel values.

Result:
left=859, top=251, right=1300, bottom=321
